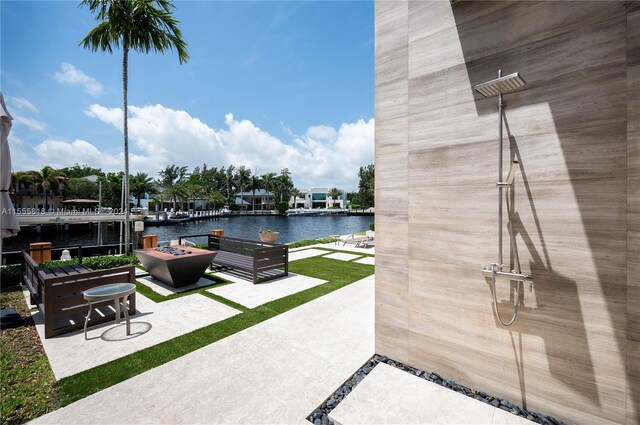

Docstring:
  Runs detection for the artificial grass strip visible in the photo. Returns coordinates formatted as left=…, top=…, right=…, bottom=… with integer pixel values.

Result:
left=134, top=274, right=229, bottom=303
left=54, top=257, right=374, bottom=407
left=200, top=291, right=249, bottom=312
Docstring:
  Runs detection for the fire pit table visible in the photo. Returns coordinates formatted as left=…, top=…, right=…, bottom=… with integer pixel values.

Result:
left=134, top=245, right=217, bottom=287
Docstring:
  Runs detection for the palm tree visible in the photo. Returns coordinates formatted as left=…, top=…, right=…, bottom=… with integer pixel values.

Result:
left=207, top=190, right=225, bottom=210
left=163, top=181, right=187, bottom=213
left=36, top=166, right=66, bottom=211
left=184, top=182, right=203, bottom=211
left=80, top=0, right=188, bottom=253
left=235, top=166, right=250, bottom=210
left=248, top=175, right=263, bottom=214
left=291, top=188, right=304, bottom=210
left=10, top=171, right=38, bottom=208
left=130, top=172, right=155, bottom=207
left=223, top=166, right=236, bottom=207
left=261, top=172, right=276, bottom=211
left=150, top=192, right=166, bottom=212
left=328, top=187, right=343, bottom=208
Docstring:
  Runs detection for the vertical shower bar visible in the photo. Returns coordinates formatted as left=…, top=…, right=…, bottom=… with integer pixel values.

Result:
left=497, top=69, right=503, bottom=270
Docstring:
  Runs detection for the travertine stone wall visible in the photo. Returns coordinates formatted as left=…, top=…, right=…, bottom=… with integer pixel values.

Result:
left=374, top=2, right=639, bottom=424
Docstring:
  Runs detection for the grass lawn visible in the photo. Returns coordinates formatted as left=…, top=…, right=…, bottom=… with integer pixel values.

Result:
left=0, top=286, right=60, bottom=425
left=1, top=249, right=374, bottom=422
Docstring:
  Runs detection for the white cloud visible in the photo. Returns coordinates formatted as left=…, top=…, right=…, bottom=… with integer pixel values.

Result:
left=12, top=114, right=46, bottom=132
left=22, top=103, right=373, bottom=191
left=54, top=62, right=105, bottom=96
left=8, top=96, right=38, bottom=113
left=33, top=139, right=122, bottom=170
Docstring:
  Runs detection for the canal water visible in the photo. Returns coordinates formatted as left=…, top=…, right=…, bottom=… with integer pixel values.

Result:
left=2, top=215, right=374, bottom=251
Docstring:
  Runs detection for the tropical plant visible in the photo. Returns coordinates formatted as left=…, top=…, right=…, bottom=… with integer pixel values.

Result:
left=80, top=0, right=189, bottom=253
left=223, top=166, right=236, bottom=207
left=291, top=188, right=304, bottom=210
left=64, top=178, right=99, bottom=201
left=207, top=190, right=226, bottom=210
left=261, top=172, right=276, bottom=211
left=235, top=166, right=250, bottom=209
left=163, top=181, right=187, bottom=212
left=271, top=169, right=293, bottom=205
left=150, top=192, right=166, bottom=212
left=184, top=182, right=203, bottom=211
left=36, top=166, right=66, bottom=211
left=129, top=172, right=156, bottom=207
left=357, top=163, right=375, bottom=208
left=327, top=187, right=342, bottom=208
left=249, top=174, right=263, bottom=214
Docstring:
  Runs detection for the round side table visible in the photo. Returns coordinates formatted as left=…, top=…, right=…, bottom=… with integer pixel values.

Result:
left=83, top=283, right=136, bottom=340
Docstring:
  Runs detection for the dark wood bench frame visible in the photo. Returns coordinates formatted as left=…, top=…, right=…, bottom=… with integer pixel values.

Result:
left=179, top=234, right=289, bottom=284
left=22, top=246, right=136, bottom=338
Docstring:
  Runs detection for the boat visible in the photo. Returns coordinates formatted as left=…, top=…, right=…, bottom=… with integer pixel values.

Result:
left=286, top=208, right=347, bottom=216
left=168, top=213, right=190, bottom=222
left=219, top=206, right=232, bottom=216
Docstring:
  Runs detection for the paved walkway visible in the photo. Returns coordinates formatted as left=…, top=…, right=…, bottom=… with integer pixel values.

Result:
left=31, top=276, right=376, bottom=424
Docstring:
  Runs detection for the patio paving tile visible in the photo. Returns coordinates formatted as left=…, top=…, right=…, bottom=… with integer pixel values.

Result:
left=329, top=362, right=533, bottom=425
left=323, top=252, right=362, bottom=262
left=31, top=275, right=375, bottom=424
left=207, top=272, right=327, bottom=309
left=31, top=292, right=241, bottom=380
left=137, top=275, right=219, bottom=296
left=354, top=256, right=375, bottom=265
left=289, top=248, right=330, bottom=261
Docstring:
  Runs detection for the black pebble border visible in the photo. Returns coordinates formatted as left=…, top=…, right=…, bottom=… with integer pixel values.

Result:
left=307, top=354, right=566, bottom=425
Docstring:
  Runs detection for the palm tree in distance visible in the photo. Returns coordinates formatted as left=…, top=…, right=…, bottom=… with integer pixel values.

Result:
left=235, top=166, right=250, bottom=211
left=261, top=172, right=276, bottom=211
left=80, top=0, right=188, bottom=254
left=249, top=174, right=263, bottom=214
left=130, top=172, right=156, bottom=207
left=328, top=187, right=343, bottom=208
left=38, top=166, right=66, bottom=211
left=291, top=188, right=304, bottom=210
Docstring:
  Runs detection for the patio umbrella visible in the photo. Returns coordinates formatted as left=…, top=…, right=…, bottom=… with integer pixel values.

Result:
left=0, top=92, right=20, bottom=259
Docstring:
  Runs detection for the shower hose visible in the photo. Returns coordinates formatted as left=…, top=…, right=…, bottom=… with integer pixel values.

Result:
left=490, top=262, right=520, bottom=326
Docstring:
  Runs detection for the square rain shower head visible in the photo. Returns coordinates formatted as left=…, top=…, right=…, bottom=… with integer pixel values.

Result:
left=474, top=72, right=526, bottom=98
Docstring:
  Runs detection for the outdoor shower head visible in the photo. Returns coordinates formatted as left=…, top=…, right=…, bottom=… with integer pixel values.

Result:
left=474, top=72, right=526, bottom=98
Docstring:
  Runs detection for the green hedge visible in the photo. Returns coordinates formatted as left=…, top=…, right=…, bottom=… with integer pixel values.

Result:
left=41, top=254, right=139, bottom=270
left=0, top=264, right=21, bottom=291
left=288, top=237, right=337, bottom=248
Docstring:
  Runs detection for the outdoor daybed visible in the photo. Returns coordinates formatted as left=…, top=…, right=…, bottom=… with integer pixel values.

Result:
left=179, top=234, right=289, bottom=284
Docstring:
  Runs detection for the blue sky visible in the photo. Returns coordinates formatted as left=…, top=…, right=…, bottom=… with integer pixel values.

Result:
left=1, top=1, right=374, bottom=191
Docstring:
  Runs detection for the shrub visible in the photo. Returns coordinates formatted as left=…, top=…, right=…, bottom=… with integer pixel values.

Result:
left=276, top=202, right=289, bottom=215
left=0, top=264, right=22, bottom=291
left=288, top=238, right=336, bottom=248
left=369, top=222, right=375, bottom=231
left=41, top=254, right=139, bottom=270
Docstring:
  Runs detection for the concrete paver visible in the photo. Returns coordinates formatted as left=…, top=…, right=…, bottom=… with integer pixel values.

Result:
left=32, top=292, right=240, bottom=379
left=207, top=271, right=326, bottom=309
left=31, top=275, right=375, bottom=424
left=330, top=363, right=533, bottom=425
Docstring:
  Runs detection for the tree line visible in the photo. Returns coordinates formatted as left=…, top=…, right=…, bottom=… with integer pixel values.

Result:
left=10, top=163, right=375, bottom=212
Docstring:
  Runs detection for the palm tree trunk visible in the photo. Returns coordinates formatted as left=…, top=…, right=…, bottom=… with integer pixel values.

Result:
left=123, top=43, right=131, bottom=254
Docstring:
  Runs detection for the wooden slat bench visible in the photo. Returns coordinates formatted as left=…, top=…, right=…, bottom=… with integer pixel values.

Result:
left=22, top=248, right=136, bottom=338
left=179, top=234, right=288, bottom=284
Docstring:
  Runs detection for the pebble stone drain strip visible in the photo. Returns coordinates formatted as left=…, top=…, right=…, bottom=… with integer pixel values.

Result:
left=307, top=354, right=566, bottom=425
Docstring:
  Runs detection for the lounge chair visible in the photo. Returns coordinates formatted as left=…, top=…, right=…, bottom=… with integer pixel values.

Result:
left=342, top=234, right=372, bottom=248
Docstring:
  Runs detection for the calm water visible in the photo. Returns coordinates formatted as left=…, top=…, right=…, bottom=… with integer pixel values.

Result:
left=3, top=215, right=374, bottom=251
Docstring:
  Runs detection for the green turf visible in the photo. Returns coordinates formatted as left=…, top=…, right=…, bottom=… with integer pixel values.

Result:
left=55, top=255, right=373, bottom=406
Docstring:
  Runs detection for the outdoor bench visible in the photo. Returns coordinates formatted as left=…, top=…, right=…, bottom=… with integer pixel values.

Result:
left=179, top=234, right=289, bottom=284
left=22, top=246, right=136, bottom=338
